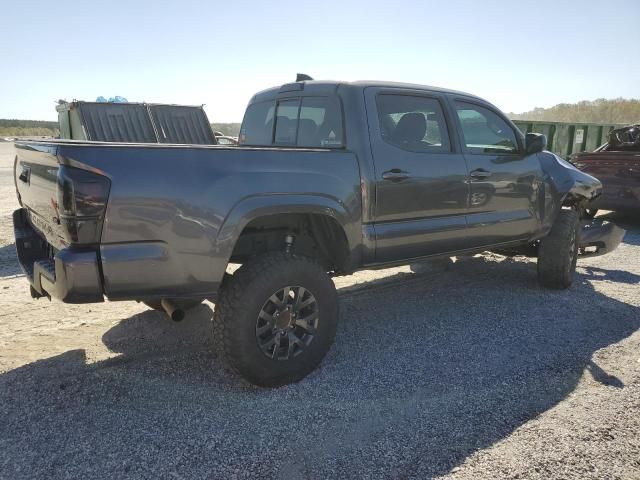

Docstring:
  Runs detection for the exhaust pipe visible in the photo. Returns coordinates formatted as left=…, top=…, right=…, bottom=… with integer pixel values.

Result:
left=161, top=299, right=185, bottom=322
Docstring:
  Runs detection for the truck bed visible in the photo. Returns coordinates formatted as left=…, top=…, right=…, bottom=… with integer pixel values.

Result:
left=13, top=140, right=361, bottom=302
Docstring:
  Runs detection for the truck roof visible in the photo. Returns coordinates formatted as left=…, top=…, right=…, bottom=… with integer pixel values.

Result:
left=250, top=80, right=485, bottom=104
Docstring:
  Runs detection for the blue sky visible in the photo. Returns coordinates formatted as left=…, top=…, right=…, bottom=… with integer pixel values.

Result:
left=2, top=0, right=639, bottom=122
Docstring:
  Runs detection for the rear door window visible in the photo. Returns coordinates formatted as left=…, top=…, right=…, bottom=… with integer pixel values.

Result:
left=375, top=94, right=450, bottom=153
left=239, top=96, right=344, bottom=148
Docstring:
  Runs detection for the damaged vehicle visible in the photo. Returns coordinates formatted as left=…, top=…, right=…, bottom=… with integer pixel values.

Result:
left=12, top=79, right=625, bottom=387
left=573, top=124, right=640, bottom=216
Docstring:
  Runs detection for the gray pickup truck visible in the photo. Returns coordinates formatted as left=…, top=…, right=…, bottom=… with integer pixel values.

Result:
left=13, top=79, right=625, bottom=386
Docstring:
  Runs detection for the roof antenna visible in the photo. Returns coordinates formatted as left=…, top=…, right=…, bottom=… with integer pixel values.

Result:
left=296, top=73, right=313, bottom=82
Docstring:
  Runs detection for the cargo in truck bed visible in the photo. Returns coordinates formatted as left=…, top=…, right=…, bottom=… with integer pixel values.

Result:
left=56, top=100, right=217, bottom=145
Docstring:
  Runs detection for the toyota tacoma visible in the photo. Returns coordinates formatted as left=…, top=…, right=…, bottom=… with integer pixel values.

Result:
left=12, top=79, right=625, bottom=386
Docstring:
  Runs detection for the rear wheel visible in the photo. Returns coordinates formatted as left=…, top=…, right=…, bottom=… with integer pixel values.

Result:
left=537, top=209, right=580, bottom=289
left=213, top=252, right=338, bottom=387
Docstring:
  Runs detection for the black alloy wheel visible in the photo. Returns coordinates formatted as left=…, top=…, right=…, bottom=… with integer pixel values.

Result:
left=255, top=286, right=319, bottom=360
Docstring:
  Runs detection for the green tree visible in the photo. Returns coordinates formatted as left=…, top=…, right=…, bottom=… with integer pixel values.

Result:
left=509, top=98, right=640, bottom=124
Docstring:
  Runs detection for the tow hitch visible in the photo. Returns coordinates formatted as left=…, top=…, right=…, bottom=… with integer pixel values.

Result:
left=579, top=220, right=626, bottom=258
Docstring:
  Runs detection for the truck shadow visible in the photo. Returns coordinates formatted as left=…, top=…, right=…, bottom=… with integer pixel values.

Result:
left=1, top=254, right=639, bottom=478
left=0, top=243, right=22, bottom=277
left=599, top=211, right=640, bottom=246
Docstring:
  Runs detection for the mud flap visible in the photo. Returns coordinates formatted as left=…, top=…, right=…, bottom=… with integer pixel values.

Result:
left=579, top=220, right=626, bottom=258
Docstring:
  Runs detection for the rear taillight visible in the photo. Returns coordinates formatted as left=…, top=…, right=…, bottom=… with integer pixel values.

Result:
left=56, top=166, right=110, bottom=244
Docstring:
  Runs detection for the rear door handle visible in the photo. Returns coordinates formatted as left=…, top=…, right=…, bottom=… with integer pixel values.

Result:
left=470, top=168, right=492, bottom=179
left=382, top=169, right=410, bottom=182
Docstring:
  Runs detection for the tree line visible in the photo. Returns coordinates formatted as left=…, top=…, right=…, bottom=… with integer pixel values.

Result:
left=509, top=98, right=640, bottom=124
left=0, top=119, right=59, bottom=137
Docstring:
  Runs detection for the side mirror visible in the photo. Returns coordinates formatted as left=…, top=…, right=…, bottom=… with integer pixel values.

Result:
left=525, top=132, right=547, bottom=154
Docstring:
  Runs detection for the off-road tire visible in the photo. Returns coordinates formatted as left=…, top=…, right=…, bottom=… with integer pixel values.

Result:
left=143, top=298, right=204, bottom=312
left=537, top=209, right=580, bottom=289
left=212, top=252, right=338, bottom=387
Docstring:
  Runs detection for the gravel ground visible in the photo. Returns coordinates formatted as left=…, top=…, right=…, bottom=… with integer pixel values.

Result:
left=0, top=142, right=639, bottom=479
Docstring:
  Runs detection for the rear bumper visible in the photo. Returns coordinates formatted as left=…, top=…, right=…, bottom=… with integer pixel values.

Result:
left=13, top=208, right=104, bottom=303
left=579, top=220, right=626, bottom=258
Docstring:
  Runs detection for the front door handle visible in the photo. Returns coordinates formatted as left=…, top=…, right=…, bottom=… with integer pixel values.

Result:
left=382, top=168, right=410, bottom=182
left=470, top=168, right=492, bottom=179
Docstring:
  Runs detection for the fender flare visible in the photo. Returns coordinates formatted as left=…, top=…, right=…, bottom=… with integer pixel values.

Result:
left=215, top=194, right=359, bottom=266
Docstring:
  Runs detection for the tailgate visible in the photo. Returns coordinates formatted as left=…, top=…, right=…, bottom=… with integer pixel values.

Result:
left=14, top=142, right=67, bottom=250
left=14, top=141, right=111, bottom=250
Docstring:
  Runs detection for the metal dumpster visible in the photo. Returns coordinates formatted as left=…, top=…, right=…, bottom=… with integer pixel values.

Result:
left=512, top=120, right=623, bottom=158
left=56, top=101, right=217, bottom=145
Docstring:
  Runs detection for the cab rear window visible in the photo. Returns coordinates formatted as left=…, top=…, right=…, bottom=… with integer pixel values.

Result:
left=239, top=97, right=344, bottom=148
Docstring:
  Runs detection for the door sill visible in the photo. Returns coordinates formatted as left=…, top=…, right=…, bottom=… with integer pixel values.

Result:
left=362, top=239, right=529, bottom=270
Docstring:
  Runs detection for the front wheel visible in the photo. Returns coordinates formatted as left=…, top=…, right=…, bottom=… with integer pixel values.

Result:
left=213, top=252, right=338, bottom=387
left=537, top=209, right=580, bottom=289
